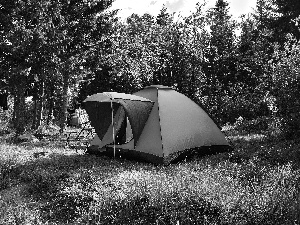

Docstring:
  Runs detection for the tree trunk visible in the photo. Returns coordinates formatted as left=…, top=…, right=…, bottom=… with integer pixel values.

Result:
left=31, top=81, right=45, bottom=130
left=47, top=97, right=54, bottom=125
left=46, top=85, right=55, bottom=125
left=36, top=81, right=45, bottom=128
left=31, top=96, right=38, bottom=129
left=14, top=79, right=27, bottom=135
left=60, top=72, right=70, bottom=133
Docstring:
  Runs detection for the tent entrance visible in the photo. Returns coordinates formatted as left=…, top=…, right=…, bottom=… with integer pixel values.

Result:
left=114, top=107, right=133, bottom=145
left=102, top=105, right=133, bottom=146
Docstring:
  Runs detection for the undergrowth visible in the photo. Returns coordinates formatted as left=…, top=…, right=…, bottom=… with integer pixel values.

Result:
left=1, top=133, right=300, bottom=224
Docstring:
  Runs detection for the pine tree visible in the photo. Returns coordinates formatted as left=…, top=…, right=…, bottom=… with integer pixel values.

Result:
left=1, top=0, right=115, bottom=134
left=204, top=0, right=237, bottom=91
left=202, top=0, right=237, bottom=120
left=270, top=0, right=300, bottom=43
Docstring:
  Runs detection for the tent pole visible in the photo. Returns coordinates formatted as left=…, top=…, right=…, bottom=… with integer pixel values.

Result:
left=111, top=100, right=116, bottom=158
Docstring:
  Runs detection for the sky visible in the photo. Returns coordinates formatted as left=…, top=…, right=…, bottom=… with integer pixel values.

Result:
left=110, top=0, right=257, bottom=21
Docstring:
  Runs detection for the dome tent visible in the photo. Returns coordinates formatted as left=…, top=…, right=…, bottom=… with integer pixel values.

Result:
left=84, top=85, right=230, bottom=164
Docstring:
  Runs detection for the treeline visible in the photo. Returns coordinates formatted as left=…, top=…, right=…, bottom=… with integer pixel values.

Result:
left=1, top=0, right=300, bottom=137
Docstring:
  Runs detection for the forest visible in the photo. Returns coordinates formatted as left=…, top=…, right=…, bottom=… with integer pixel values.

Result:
left=1, top=1, right=300, bottom=224
left=1, top=0, right=300, bottom=137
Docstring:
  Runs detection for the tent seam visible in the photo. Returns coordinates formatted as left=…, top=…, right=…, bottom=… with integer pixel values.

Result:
left=156, top=88, right=164, bottom=158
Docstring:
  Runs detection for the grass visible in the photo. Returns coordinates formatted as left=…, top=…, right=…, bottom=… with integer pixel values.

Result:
left=1, top=129, right=300, bottom=224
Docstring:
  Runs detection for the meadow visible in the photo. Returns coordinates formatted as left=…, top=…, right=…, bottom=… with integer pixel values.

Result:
left=1, top=127, right=300, bottom=225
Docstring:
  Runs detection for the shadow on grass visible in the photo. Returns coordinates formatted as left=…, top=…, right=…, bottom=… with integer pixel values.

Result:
left=3, top=132, right=300, bottom=224
left=84, top=193, right=224, bottom=225
left=7, top=148, right=235, bottom=224
left=227, top=133, right=300, bottom=168
left=4, top=152, right=164, bottom=223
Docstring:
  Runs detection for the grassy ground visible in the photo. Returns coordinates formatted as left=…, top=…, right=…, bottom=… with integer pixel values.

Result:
left=1, top=128, right=300, bottom=224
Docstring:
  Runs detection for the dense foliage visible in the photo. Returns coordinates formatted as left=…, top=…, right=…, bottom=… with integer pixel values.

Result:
left=1, top=0, right=300, bottom=136
left=1, top=1, right=300, bottom=223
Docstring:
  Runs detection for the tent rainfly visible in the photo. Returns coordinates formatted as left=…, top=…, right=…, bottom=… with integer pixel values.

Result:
left=83, top=92, right=154, bottom=157
left=83, top=85, right=230, bottom=164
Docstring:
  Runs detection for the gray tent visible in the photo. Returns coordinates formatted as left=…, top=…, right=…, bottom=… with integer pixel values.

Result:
left=84, top=86, right=230, bottom=163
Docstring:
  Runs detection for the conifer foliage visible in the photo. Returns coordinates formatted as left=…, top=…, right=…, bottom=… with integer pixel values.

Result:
left=1, top=0, right=299, bottom=136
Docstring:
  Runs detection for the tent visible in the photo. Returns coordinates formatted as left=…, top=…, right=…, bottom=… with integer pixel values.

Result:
left=84, top=85, right=230, bottom=164
left=83, top=92, right=154, bottom=157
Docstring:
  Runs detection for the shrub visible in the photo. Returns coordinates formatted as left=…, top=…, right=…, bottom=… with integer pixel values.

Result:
left=271, top=36, right=300, bottom=139
left=0, top=158, right=15, bottom=190
left=205, top=85, right=271, bottom=125
left=234, top=116, right=269, bottom=134
left=0, top=156, right=21, bottom=190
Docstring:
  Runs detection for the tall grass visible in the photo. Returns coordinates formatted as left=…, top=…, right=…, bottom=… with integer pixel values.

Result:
left=1, top=137, right=300, bottom=224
